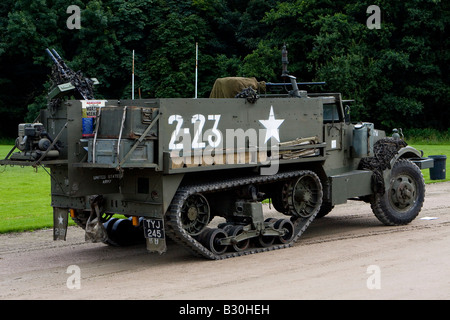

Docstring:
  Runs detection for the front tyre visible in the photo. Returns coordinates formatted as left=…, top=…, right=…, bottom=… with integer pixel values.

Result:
left=371, top=159, right=425, bottom=226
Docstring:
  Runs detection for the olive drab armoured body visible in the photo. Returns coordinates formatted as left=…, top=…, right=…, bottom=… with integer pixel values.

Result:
left=1, top=47, right=435, bottom=259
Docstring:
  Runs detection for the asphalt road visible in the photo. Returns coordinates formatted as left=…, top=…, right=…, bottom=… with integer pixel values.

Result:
left=1, top=182, right=449, bottom=300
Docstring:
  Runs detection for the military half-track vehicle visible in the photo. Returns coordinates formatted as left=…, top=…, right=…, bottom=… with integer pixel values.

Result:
left=1, top=47, right=435, bottom=259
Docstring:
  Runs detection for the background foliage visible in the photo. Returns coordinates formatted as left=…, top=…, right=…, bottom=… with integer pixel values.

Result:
left=0, top=0, right=448, bottom=138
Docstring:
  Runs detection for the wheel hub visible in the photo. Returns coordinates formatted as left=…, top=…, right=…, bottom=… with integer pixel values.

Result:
left=295, top=188, right=312, bottom=203
left=398, top=182, right=413, bottom=201
left=187, top=207, right=198, bottom=221
left=391, top=176, right=416, bottom=210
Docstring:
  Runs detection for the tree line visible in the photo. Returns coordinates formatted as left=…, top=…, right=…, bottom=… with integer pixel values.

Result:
left=0, top=0, right=448, bottom=138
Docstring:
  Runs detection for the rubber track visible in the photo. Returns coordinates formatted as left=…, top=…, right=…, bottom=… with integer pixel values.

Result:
left=164, top=170, right=321, bottom=260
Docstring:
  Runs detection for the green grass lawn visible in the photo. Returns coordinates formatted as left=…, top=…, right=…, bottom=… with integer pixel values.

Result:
left=413, top=144, right=450, bottom=183
left=0, top=145, right=54, bottom=232
left=1, top=143, right=449, bottom=233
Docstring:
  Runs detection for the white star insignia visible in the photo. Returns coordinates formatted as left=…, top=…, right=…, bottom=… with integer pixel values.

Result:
left=259, top=106, right=285, bottom=143
left=58, top=215, right=64, bottom=225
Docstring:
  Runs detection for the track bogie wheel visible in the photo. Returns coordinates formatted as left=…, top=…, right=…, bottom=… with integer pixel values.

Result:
left=200, top=228, right=228, bottom=255
left=256, top=232, right=275, bottom=247
left=274, top=219, right=295, bottom=244
left=228, top=225, right=250, bottom=252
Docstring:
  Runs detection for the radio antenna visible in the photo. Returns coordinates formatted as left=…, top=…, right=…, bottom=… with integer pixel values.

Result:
left=132, top=50, right=135, bottom=100
left=195, top=42, right=198, bottom=99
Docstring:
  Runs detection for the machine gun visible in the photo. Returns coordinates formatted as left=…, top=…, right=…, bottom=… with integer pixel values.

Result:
left=0, top=49, right=99, bottom=164
left=257, top=44, right=326, bottom=98
left=45, top=48, right=97, bottom=100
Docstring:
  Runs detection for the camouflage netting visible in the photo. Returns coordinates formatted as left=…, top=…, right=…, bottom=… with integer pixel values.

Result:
left=209, top=77, right=266, bottom=98
left=359, top=138, right=408, bottom=194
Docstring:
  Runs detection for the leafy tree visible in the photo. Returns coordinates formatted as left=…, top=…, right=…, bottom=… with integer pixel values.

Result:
left=262, top=0, right=450, bottom=130
left=0, top=0, right=448, bottom=138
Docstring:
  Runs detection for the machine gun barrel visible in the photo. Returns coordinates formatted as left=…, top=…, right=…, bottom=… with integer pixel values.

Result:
left=51, top=48, right=62, bottom=60
left=45, top=48, right=58, bottom=65
left=266, top=82, right=326, bottom=87
left=51, top=49, right=70, bottom=71
left=46, top=48, right=68, bottom=78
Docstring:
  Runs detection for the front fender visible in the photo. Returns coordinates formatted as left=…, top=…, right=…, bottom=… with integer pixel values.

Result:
left=389, top=146, right=422, bottom=168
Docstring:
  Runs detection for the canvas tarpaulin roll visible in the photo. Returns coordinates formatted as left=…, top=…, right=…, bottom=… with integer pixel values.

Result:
left=209, top=77, right=266, bottom=98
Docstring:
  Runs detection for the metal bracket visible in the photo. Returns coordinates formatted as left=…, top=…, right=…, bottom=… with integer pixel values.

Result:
left=116, top=106, right=128, bottom=161
left=116, top=112, right=161, bottom=170
left=92, top=107, right=102, bottom=164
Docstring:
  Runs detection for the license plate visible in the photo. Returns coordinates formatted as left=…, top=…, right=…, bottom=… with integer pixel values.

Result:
left=143, top=218, right=165, bottom=239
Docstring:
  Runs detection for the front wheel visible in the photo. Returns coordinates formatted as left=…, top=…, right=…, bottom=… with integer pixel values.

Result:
left=370, top=159, right=425, bottom=225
